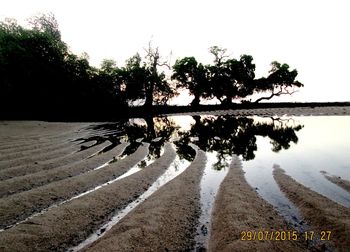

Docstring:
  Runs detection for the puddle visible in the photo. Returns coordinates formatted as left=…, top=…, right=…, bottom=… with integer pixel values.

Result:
left=69, top=151, right=190, bottom=251
left=194, top=151, right=230, bottom=251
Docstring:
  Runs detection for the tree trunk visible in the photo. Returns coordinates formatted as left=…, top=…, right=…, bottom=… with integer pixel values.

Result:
left=191, top=94, right=200, bottom=107
left=144, top=84, right=154, bottom=108
left=144, top=116, right=156, bottom=140
left=223, top=96, right=232, bottom=106
left=144, top=56, right=158, bottom=108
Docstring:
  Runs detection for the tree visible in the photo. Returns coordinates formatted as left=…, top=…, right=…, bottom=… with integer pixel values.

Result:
left=0, top=16, right=69, bottom=116
left=209, top=46, right=228, bottom=65
left=143, top=42, right=176, bottom=107
left=0, top=14, right=127, bottom=120
left=28, top=13, right=62, bottom=42
left=207, top=49, right=256, bottom=105
left=122, top=43, right=176, bottom=107
left=172, top=57, right=209, bottom=106
left=172, top=48, right=256, bottom=106
left=122, top=53, right=149, bottom=103
left=173, top=46, right=303, bottom=105
left=253, top=61, right=303, bottom=103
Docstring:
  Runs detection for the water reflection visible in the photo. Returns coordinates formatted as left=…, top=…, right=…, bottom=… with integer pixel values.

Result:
left=91, top=117, right=178, bottom=163
left=174, top=115, right=303, bottom=166
left=88, top=115, right=303, bottom=168
left=85, top=114, right=350, bottom=250
left=89, top=115, right=303, bottom=165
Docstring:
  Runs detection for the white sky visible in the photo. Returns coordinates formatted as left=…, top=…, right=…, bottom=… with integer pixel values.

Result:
left=1, top=0, right=349, bottom=103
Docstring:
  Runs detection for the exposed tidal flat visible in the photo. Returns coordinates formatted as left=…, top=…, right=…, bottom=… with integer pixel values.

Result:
left=0, top=106, right=349, bottom=251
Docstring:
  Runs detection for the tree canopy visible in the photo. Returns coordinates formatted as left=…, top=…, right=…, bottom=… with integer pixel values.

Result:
left=0, top=15, right=304, bottom=120
left=0, top=14, right=127, bottom=120
left=172, top=46, right=303, bottom=106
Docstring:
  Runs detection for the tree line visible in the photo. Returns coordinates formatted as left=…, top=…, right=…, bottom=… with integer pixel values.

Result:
left=0, top=14, right=303, bottom=120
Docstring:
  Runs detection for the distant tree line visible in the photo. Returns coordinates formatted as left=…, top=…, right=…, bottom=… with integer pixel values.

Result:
left=0, top=14, right=303, bottom=120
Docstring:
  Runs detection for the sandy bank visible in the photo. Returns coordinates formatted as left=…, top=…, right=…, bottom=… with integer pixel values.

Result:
left=0, top=142, right=128, bottom=197
left=0, top=141, right=111, bottom=181
left=321, top=171, right=350, bottom=193
left=0, top=143, right=176, bottom=251
left=83, top=147, right=206, bottom=252
left=274, top=166, right=350, bottom=251
left=0, top=143, right=148, bottom=229
left=209, top=156, right=307, bottom=251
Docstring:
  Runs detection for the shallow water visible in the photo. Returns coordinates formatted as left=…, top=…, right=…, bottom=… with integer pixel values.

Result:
left=70, top=148, right=190, bottom=251
left=93, top=115, right=350, bottom=210
left=194, top=151, right=230, bottom=250
left=86, top=114, right=350, bottom=248
left=243, top=116, right=350, bottom=209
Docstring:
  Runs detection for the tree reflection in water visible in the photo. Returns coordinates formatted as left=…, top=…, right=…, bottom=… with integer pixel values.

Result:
left=90, top=115, right=303, bottom=170
left=174, top=115, right=303, bottom=170
left=91, top=117, right=178, bottom=164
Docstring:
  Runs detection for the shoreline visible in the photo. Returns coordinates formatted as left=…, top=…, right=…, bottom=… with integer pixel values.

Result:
left=1, top=103, right=350, bottom=121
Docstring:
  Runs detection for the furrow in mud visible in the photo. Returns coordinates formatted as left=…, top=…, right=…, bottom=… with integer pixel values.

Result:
left=209, top=156, right=307, bottom=252
left=0, top=141, right=111, bottom=181
left=0, top=140, right=82, bottom=169
left=0, top=137, right=83, bottom=162
left=274, top=166, right=350, bottom=251
left=0, top=143, right=177, bottom=252
left=321, top=172, right=350, bottom=193
left=0, top=133, right=96, bottom=160
left=0, top=142, right=128, bottom=197
left=0, top=124, right=88, bottom=152
left=0, top=143, right=149, bottom=229
left=0, top=129, right=75, bottom=149
left=83, top=146, right=206, bottom=252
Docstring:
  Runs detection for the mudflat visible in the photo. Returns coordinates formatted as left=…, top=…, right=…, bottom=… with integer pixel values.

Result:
left=0, top=106, right=349, bottom=251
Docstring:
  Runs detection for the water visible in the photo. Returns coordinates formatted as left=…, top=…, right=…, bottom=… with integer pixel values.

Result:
left=243, top=116, right=350, bottom=209
left=70, top=152, right=190, bottom=251
left=6, top=114, right=348, bottom=248
left=194, top=152, right=230, bottom=250
left=89, top=114, right=350, bottom=234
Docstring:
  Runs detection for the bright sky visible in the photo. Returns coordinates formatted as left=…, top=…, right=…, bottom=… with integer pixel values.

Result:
left=1, top=0, right=349, bottom=103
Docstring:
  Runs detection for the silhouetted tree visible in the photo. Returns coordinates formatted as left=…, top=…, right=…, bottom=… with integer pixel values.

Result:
left=172, top=57, right=210, bottom=106
left=173, top=46, right=303, bottom=106
left=0, top=15, right=69, bottom=117
left=0, top=14, right=127, bottom=120
left=122, top=53, right=148, bottom=103
left=122, top=44, right=176, bottom=108
left=253, top=61, right=304, bottom=103
left=143, top=42, right=176, bottom=107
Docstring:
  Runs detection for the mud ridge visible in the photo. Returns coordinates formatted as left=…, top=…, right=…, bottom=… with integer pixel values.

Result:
left=209, top=156, right=307, bottom=251
left=0, top=141, right=111, bottom=181
left=0, top=142, right=128, bottom=197
left=274, top=166, right=350, bottom=251
left=321, top=171, right=350, bottom=193
left=0, top=143, right=176, bottom=251
left=83, top=145, right=206, bottom=252
left=0, top=143, right=149, bottom=229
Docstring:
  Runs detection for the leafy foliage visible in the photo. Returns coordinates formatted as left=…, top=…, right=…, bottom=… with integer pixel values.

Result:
left=0, top=15, right=304, bottom=120
left=172, top=46, right=303, bottom=106
left=0, top=14, right=126, bottom=119
left=172, top=57, right=209, bottom=106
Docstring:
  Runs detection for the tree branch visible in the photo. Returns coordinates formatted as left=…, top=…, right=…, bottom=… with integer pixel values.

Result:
left=254, top=86, right=297, bottom=103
